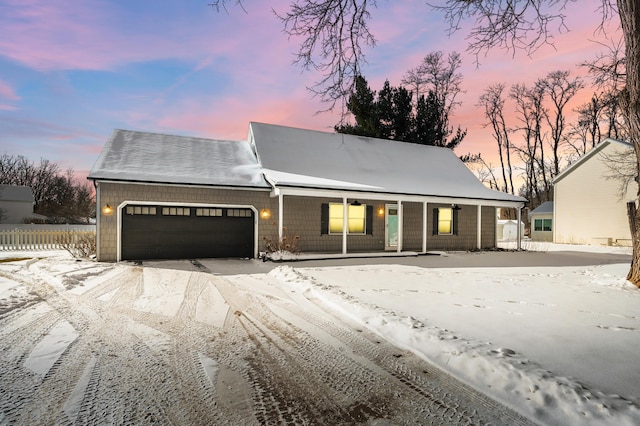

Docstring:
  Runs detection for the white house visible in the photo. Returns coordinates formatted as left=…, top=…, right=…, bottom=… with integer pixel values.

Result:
left=529, top=201, right=554, bottom=242
left=0, top=185, right=38, bottom=224
left=553, top=138, right=636, bottom=246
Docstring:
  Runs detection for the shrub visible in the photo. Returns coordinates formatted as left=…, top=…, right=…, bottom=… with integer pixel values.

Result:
left=56, top=231, right=96, bottom=259
left=263, top=228, right=301, bottom=259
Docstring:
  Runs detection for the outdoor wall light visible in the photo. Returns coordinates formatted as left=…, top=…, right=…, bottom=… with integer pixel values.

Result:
left=377, top=207, right=385, bottom=216
left=260, top=208, right=271, bottom=220
left=103, top=204, right=113, bottom=215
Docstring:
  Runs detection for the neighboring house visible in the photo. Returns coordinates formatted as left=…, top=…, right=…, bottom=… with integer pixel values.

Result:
left=529, top=201, right=554, bottom=242
left=553, top=138, right=636, bottom=246
left=88, top=122, right=526, bottom=262
left=0, top=185, right=41, bottom=224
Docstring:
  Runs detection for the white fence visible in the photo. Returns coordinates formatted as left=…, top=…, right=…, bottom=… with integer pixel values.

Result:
left=0, top=225, right=96, bottom=251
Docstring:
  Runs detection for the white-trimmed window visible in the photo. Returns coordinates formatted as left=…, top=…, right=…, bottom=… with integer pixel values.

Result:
left=534, top=218, right=552, bottom=232
left=329, top=203, right=366, bottom=234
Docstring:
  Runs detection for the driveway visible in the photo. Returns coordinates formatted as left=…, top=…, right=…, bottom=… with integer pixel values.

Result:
left=172, top=249, right=632, bottom=276
left=0, top=254, right=536, bottom=425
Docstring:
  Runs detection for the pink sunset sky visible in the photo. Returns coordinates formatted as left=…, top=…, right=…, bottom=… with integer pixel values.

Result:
left=0, top=0, right=622, bottom=183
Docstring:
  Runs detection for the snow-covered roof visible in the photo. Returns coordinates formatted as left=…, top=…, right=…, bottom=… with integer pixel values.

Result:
left=88, top=129, right=269, bottom=188
left=0, top=185, right=34, bottom=202
left=249, top=122, right=525, bottom=203
left=529, top=201, right=554, bottom=217
left=553, top=138, right=633, bottom=185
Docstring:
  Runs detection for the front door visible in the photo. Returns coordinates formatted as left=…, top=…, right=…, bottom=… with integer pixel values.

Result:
left=385, top=204, right=398, bottom=250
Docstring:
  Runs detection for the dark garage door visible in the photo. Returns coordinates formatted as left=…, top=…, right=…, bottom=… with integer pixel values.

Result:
left=121, top=205, right=254, bottom=260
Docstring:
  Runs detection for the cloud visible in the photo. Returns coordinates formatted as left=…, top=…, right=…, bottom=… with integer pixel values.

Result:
left=0, top=0, right=289, bottom=72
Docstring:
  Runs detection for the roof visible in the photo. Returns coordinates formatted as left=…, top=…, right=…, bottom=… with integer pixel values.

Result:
left=529, top=201, right=554, bottom=217
left=553, top=138, right=632, bottom=185
left=0, top=185, right=34, bottom=202
left=249, top=122, right=525, bottom=203
left=88, top=129, right=269, bottom=188
left=88, top=124, right=525, bottom=205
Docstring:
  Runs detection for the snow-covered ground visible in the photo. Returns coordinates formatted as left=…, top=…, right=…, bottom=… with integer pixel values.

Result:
left=1, top=243, right=639, bottom=425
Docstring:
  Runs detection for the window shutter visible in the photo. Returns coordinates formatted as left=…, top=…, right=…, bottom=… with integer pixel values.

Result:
left=320, top=203, right=329, bottom=234
left=453, top=207, right=459, bottom=235
left=432, top=208, right=439, bottom=235
left=366, top=205, right=373, bottom=235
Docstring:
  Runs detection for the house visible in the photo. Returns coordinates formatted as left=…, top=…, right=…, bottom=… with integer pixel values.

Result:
left=87, top=122, right=526, bottom=262
left=529, top=201, right=553, bottom=242
left=553, top=138, right=636, bottom=246
left=0, top=185, right=41, bottom=224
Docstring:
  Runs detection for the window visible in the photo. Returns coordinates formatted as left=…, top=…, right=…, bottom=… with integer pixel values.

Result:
left=227, top=209, right=251, bottom=217
left=196, top=208, right=223, bottom=217
left=328, top=203, right=366, bottom=234
left=162, top=207, right=190, bottom=216
left=437, top=207, right=453, bottom=235
left=534, top=218, right=552, bottom=232
left=125, top=206, right=157, bottom=215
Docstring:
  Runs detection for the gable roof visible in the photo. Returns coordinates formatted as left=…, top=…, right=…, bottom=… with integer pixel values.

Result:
left=0, top=185, right=34, bottom=203
left=249, top=122, right=524, bottom=203
left=88, top=129, right=269, bottom=188
left=553, top=138, right=632, bottom=185
left=529, top=201, right=553, bottom=217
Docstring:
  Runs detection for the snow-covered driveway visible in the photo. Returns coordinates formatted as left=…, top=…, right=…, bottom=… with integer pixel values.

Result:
left=0, top=254, right=532, bottom=425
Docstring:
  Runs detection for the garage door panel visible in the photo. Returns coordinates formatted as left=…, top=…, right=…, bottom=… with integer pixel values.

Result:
left=121, top=205, right=254, bottom=260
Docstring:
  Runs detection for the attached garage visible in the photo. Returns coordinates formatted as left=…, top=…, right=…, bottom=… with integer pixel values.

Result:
left=120, top=204, right=256, bottom=261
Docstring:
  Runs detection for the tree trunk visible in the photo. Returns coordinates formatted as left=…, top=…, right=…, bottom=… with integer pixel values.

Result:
left=619, top=0, right=640, bottom=286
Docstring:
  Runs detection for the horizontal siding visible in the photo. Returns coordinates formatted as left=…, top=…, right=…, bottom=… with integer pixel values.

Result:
left=554, top=143, right=636, bottom=245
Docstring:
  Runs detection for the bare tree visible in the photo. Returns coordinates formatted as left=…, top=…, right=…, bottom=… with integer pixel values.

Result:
left=275, top=0, right=376, bottom=110
left=509, top=82, right=549, bottom=205
left=538, top=70, right=584, bottom=176
left=478, top=83, right=515, bottom=194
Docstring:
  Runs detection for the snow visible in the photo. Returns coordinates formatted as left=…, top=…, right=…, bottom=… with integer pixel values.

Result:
left=250, top=122, right=526, bottom=203
left=88, top=129, right=269, bottom=188
left=23, top=319, right=78, bottom=377
left=1, top=244, right=639, bottom=425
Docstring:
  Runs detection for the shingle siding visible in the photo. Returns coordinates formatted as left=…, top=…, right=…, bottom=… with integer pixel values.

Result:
left=97, top=183, right=499, bottom=261
left=97, top=182, right=278, bottom=261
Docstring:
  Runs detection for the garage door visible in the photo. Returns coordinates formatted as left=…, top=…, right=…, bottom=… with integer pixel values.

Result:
left=121, top=205, right=254, bottom=260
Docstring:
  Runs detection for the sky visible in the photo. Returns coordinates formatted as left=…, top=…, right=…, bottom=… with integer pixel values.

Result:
left=0, top=0, right=622, bottom=181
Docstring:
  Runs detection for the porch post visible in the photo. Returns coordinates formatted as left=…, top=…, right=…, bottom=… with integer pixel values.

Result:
left=477, top=204, right=482, bottom=250
left=278, top=193, right=284, bottom=241
left=422, top=201, right=428, bottom=253
left=397, top=200, right=403, bottom=253
left=342, top=197, right=348, bottom=254
left=517, top=206, right=522, bottom=250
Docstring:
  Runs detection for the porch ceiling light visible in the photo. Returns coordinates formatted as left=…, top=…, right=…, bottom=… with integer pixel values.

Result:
left=351, top=200, right=362, bottom=206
